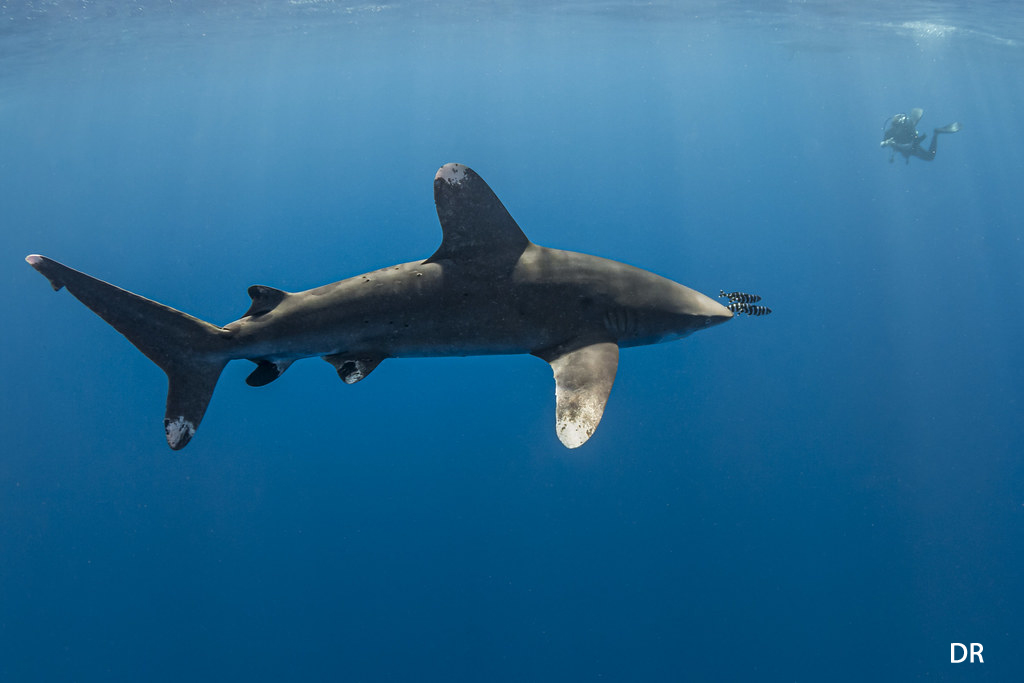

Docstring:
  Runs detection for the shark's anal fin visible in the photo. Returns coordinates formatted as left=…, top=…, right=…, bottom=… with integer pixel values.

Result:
left=322, top=354, right=384, bottom=384
left=245, top=359, right=294, bottom=387
left=534, top=341, right=619, bottom=449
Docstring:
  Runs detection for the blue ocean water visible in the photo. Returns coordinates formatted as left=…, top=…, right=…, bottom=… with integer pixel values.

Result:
left=2, top=1, right=1023, bottom=680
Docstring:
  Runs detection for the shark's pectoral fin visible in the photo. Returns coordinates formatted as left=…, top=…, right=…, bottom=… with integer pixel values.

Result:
left=245, top=359, right=294, bottom=387
left=534, top=341, right=619, bottom=449
left=323, top=354, right=384, bottom=384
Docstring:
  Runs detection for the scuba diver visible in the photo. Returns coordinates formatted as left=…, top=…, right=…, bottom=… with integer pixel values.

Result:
left=881, top=108, right=961, bottom=163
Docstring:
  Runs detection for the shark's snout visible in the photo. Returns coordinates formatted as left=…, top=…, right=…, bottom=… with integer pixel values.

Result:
left=699, top=293, right=734, bottom=327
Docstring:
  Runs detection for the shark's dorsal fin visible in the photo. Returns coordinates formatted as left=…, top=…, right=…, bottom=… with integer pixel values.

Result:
left=534, top=341, right=619, bottom=448
left=426, top=163, right=530, bottom=271
left=244, top=285, right=288, bottom=318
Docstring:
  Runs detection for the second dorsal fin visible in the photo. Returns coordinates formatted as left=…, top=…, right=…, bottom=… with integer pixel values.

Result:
left=243, top=285, right=288, bottom=318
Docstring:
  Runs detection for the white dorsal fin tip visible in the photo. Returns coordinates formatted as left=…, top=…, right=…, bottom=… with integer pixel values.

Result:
left=435, top=163, right=467, bottom=186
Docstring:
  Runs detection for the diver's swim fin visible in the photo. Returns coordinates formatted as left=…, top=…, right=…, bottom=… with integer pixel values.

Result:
left=909, top=108, right=924, bottom=126
left=935, top=122, right=961, bottom=134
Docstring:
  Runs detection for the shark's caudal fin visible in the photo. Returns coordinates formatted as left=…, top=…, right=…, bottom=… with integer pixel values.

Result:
left=26, top=255, right=228, bottom=450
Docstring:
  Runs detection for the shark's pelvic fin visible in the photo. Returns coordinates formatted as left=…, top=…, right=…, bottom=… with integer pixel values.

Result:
left=426, top=163, right=531, bottom=273
left=244, top=285, right=289, bottom=318
left=322, top=354, right=384, bottom=384
left=25, top=255, right=228, bottom=450
left=535, top=341, right=619, bottom=449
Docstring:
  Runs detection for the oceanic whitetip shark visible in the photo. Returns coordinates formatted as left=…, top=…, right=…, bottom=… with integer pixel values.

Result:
left=26, top=163, right=746, bottom=450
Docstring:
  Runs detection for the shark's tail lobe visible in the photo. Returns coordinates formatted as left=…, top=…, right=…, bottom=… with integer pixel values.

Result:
left=26, top=254, right=229, bottom=449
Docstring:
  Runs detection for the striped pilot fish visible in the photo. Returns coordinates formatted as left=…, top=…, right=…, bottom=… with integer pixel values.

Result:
left=719, top=290, right=761, bottom=304
left=726, top=302, right=772, bottom=316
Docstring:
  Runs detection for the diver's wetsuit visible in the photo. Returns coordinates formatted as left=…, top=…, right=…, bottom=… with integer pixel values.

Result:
left=881, top=109, right=960, bottom=163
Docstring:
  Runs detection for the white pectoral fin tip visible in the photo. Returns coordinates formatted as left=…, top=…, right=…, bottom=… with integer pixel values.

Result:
left=435, top=163, right=467, bottom=186
left=164, top=415, right=196, bottom=450
left=556, top=402, right=601, bottom=449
